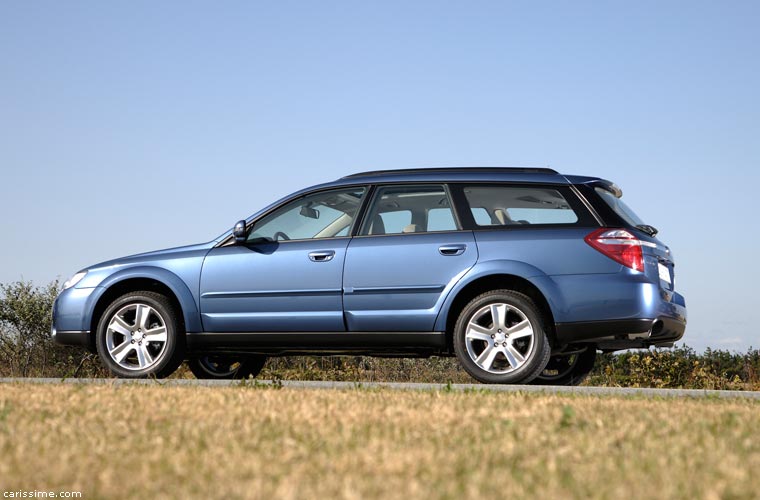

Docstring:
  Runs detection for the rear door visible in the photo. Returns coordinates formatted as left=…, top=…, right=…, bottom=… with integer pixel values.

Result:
left=342, top=184, right=477, bottom=331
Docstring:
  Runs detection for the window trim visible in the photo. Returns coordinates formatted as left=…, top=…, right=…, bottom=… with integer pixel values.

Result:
left=449, top=182, right=600, bottom=230
left=355, top=183, right=464, bottom=237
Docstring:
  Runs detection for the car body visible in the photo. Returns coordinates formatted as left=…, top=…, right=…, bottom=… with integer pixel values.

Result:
left=52, top=167, right=686, bottom=383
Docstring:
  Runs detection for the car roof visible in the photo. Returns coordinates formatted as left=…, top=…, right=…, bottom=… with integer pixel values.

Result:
left=325, top=167, right=579, bottom=187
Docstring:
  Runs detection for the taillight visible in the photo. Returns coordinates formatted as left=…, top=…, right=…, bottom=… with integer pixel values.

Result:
left=584, top=228, right=644, bottom=272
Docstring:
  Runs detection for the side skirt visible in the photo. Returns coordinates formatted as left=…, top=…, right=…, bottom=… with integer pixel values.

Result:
left=185, top=331, right=447, bottom=355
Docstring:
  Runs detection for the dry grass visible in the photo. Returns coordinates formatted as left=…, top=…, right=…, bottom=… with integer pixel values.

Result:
left=1, top=383, right=759, bottom=499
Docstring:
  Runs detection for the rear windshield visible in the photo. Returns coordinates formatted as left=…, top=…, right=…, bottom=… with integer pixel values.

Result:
left=595, top=187, right=645, bottom=227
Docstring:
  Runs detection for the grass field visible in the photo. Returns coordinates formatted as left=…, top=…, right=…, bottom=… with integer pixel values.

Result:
left=1, top=383, right=759, bottom=499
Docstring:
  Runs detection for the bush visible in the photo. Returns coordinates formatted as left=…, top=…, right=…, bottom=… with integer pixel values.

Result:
left=0, top=280, right=105, bottom=377
left=586, top=346, right=760, bottom=390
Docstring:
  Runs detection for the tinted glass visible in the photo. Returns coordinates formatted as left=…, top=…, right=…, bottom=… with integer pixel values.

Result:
left=248, top=187, right=366, bottom=242
left=595, top=187, right=645, bottom=227
left=361, top=185, right=457, bottom=235
left=463, top=186, right=579, bottom=226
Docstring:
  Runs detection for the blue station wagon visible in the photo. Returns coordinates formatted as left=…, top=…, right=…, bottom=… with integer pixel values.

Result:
left=52, top=167, right=686, bottom=384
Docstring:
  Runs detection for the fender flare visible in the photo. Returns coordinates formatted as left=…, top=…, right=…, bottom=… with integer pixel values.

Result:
left=432, top=259, right=565, bottom=332
left=82, top=266, right=202, bottom=333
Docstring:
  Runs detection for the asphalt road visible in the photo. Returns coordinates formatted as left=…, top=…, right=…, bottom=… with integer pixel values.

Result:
left=1, top=377, right=759, bottom=399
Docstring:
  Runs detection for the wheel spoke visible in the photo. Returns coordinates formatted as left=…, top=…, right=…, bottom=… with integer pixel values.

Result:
left=490, top=304, right=508, bottom=330
left=507, top=320, right=533, bottom=340
left=504, top=344, right=526, bottom=368
left=108, top=316, right=132, bottom=337
left=466, top=323, right=493, bottom=342
left=110, top=341, right=134, bottom=363
left=134, top=304, right=150, bottom=331
left=143, top=326, right=167, bottom=343
left=135, top=344, right=153, bottom=368
left=475, top=345, right=500, bottom=370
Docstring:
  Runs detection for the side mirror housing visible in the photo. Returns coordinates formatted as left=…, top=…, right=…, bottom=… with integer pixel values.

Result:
left=233, top=220, right=247, bottom=243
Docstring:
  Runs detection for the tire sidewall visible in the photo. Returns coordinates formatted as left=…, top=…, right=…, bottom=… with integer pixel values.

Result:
left=532, top=345, right=597, bottom=386
left=454, top=291, right=550, bottom=384
left=96, top=292, right=182, bottom=378
left=188, top=355, right=267, bottom=380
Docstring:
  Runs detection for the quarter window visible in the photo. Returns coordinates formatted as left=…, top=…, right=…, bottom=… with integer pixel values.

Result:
left=360, top=185, right=458, bottom=235
left=463, top=186, right=579, bottom=226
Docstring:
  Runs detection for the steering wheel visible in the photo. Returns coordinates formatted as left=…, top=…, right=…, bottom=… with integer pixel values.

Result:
left=273, top=231, right=291, bottom=241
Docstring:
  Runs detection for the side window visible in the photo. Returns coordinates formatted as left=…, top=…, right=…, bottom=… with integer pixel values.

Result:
left=427, top=208, right=457, bottom=231
left=379, top=210, right=412, bottom=234
left=462, top=185, right=579, bottom=226
left=470, top=207, right=492, bottom=226
left=360, top=185, right=458, bottom=235
left=248, top=187, right=366, bottom=242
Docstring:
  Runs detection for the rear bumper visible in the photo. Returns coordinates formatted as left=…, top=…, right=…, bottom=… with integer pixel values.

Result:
left=541, top=269, right=687, bottom=349
left=554, top=300, right=686, bottom=349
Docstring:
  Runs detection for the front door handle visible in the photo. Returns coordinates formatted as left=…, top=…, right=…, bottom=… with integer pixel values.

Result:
left=438, top=244, right=466, bottom=256
left=309, top=250, right=335, bottom=262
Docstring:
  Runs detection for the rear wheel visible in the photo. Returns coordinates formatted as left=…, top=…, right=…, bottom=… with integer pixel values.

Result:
left=188, top=355, right=267, bottom=380
left=531, top=345, right=597, bottom=386
left=453, top=290, right=551, bottom=384
left=95, top=291, right=185, bottom=378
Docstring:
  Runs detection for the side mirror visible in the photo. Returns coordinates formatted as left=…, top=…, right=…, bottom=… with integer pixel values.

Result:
left=233, top=220, right=247, bottom=243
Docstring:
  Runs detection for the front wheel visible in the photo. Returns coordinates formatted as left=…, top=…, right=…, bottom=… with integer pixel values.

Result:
left=188, top=355, right=267, bottom=380
left=95, top=291, right=185, bottom=378
left=453, top=290, right=551, bottom=384
left=531, top=345, right=597, bottom=386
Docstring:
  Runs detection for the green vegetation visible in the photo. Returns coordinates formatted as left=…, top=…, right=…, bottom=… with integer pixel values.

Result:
left=0, top=384, right=758, bottom=499
left=1, top=280, right=758, bottom=390
left=257, top=347, right=760, bottom=390
left=0, top=280, right=105, bottom=377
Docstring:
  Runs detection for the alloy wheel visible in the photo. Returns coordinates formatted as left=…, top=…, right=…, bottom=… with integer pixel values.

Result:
left=464, top=302, right=535, bottom=374
left=105, top=303, right=169, bottom=371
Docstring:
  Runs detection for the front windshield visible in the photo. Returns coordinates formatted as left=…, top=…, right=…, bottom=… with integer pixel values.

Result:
left=595, top=187, right=645, bottom=227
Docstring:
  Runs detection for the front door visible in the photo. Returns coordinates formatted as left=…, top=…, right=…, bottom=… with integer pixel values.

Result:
left=343, top=184, right=477, bottom=331
left=200, top=187, right=366, bottom=332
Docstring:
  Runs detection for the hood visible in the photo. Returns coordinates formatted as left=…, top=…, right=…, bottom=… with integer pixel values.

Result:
left=85, top=241, right=216, bottom=273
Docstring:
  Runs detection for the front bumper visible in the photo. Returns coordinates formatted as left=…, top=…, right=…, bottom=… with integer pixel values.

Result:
left=51, top=286, right=100, bottom=350
left=51, top=326, right=91, bottom=348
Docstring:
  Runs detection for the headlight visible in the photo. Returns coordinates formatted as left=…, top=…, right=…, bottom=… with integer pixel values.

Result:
left=63, top=271, right=87, bottom=290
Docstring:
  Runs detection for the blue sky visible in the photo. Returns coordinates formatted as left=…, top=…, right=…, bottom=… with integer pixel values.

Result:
left=1, top=1, right=758, bottom=351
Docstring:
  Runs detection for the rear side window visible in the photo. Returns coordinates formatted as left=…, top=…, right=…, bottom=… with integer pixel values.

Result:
left=360, top=185, right=458, bottom=235
left=461, top=185, right=580, bottom=226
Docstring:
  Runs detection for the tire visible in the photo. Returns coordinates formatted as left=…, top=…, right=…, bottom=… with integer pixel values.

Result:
left=188, top=355, right=267, bottom=380
left=453, top=290, right=551, bottom=384
left=531, top=345, right=597, bottom=386
left=95, top=291, right=185, bottom=378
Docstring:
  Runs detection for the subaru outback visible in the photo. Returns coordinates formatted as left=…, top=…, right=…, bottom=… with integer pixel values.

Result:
left=52, top=167, right=686, bottom=384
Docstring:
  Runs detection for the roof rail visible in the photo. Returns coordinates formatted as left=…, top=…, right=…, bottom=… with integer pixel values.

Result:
left=342, top=167, right=559, bottom=179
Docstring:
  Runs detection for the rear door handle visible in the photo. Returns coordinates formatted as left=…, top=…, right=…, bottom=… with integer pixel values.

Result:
left=308, top=250, right=335, bottom=262
left=438, top=244, right=466, bottom=256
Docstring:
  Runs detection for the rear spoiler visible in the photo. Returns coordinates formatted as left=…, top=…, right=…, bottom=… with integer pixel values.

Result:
left=589, top=179, right=623, bottom=198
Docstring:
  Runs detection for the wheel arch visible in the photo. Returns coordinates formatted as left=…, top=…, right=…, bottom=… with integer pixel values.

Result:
left=86, top=267, right=200, bottom=351
left=435, top=265, right=560, bottom=351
